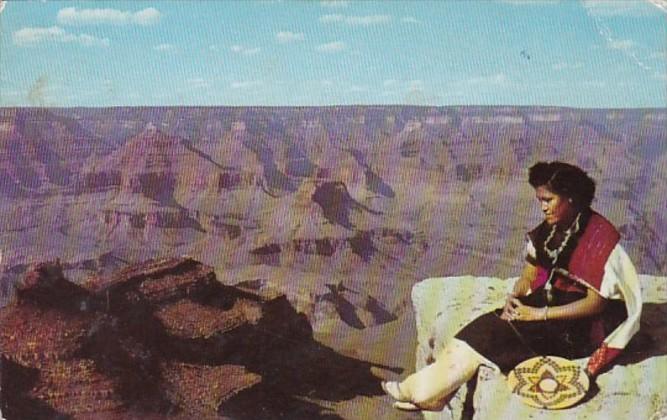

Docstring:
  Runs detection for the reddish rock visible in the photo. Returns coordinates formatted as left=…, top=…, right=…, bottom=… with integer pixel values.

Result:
left=83, top=257, right=200, bottom=295
left=161, top=362, right=261, bottom=417
left=155, top=298, right=261, bottom=340
left=0, top=303, right=95, bottom=369
left=0, top=257, right=322, bottom=419
left=14, top=260, right=90, bottom=310
left=28, top=360, right=125, bottom=418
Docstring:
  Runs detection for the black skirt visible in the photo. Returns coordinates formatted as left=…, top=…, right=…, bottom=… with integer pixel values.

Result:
left=454, top=288, right=626, bottom=373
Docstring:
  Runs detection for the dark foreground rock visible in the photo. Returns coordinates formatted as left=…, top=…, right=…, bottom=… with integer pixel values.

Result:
left=0, top=258, right=387, bottom=419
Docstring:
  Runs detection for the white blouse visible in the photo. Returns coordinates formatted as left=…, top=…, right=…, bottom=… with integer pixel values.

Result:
left=525, top=239, right=642, bottom=350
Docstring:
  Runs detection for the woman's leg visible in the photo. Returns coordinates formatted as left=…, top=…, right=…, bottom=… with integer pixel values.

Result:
left=398, top=339, right=484, bottom=410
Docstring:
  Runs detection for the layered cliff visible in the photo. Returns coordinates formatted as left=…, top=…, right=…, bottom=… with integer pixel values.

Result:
left=0, top=258, right=385, bottom=419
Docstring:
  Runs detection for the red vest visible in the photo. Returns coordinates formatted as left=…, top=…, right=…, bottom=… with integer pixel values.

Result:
left=531, top=212, right=620, bottom=292
left=567, top=213, right=620, bottom=291
left=530, top=213, right=625, bottom=375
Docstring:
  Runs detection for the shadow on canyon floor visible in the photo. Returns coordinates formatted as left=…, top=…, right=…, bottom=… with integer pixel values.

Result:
left=612, top=302, right=667, bottom=368
left=220, top=334, right=402, bottom=419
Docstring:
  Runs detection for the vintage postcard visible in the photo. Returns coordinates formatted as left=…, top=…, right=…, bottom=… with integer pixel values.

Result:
left=0, top=1, right=665, bottom=419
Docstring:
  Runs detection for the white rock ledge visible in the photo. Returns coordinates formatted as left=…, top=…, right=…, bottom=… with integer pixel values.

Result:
left=412, top=275, right=667, bottom=420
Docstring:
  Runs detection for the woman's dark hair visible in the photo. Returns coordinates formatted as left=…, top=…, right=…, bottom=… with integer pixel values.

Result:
left=528, top=161, right=596, bottom=209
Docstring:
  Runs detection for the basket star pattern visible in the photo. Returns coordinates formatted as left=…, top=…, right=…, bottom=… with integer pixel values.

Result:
left=509, top=356, right=589, bottom=409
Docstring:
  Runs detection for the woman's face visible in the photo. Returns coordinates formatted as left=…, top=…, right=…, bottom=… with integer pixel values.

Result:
left=535, top=185, right=576, bottom=227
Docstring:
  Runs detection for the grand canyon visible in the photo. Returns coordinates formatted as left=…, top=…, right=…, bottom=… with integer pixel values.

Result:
left=0, top=106, right=665, bottom=418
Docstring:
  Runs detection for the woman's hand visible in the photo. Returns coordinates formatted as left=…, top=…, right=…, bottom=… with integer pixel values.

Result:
left=500, top=294, right=517, bottom=320
left=501, top=297, right=545, bottom=322
left=499, top=262, right=540, bottom=321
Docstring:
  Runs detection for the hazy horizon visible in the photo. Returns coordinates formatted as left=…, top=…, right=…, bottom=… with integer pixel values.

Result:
left=2, top=105, right=666, bottom=110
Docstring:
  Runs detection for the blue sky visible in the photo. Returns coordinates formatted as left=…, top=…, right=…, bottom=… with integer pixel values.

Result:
left=0, top=0, right=665, bottom=108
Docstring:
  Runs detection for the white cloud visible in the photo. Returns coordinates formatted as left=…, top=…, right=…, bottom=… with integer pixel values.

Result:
left=134, top=8, right=161, bottom=25
left=231, top=80, right=263, bottom=89
left=316, top=41, right=346, bottom=52
left=320, top=14, right=392, bottom=25
left=654, top=72, right=667, bottom=80
left=608, top=39, right=635, bottom=50
left=348, top=84, right=367, bottom=92
left=186, top=78, right=209, bottom=89
left=581, top=0, right=662, bottom=16
left=77, top=33, right=109, bottom=46
left=649, top=51, right=666, bottom=59
left=345, top=15, right=392, bottom=25
left=383, top=79, right=397, bottom=87
left=231, top=45, right=261, bottom=55
left=154, top=43, right=175, bottom=52
left=276, top=31, right=305, bottom=43
left=57, top=7, right=161, bottom=26
left=13, top=26, right=109, bottom=47
left=401, top=16, right=422, bottom=24
left=320, top=1, right=349, bottom=7
left=320, top=14, right=345, bottom=23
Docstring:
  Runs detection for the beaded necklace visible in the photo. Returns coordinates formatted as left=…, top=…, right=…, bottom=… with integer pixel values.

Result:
left=543, top=212, right=581, bottom=302
left=543, top=212, right=581, bottom=265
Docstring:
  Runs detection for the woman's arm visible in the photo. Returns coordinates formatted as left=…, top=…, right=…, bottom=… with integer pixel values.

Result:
left=543, top=288, right=607, bottom=320
left=511, top=263, right=537, bottom=297
left=506, top=287, right=607, bottom=322
left=500, top=263, right=537, bottom=320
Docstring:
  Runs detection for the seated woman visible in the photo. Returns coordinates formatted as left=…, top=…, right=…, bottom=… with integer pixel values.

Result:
left=382, top=161, right=642, bottom=411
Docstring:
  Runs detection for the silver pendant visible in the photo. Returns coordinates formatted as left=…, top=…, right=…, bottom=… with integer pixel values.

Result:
left=545, top=272, right=554, bottom=304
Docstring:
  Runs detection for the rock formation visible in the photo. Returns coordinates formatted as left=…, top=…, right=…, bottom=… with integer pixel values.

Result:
left=411, top=275, right=667, bottom=419
left=311, top=181, right=382, bottom=229
left=0, top=258, right=385, bottom=419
